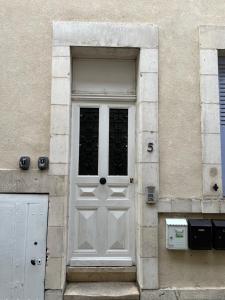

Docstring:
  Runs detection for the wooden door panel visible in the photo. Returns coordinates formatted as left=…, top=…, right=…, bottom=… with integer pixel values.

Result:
left=108, top=186, right=129, bottom=199
left=69, top=104, right=135, bottom=266
left=76, top=209, right=98, bottom=252
left=107, top=209, right=129, bottom=252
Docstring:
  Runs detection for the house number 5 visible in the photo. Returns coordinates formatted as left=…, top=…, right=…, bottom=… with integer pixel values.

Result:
left=147, top=142, right=154, bottom=153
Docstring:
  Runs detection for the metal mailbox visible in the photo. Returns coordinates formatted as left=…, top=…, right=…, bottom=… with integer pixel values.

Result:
left=166, top=218, right=188, bottom=250
left=188, top=219, right=212, bottom=250
left=212, top=220, right=225, bottom=250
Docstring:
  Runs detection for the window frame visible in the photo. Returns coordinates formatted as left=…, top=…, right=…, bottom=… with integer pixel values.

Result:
left=199, top=26, right=225, bottom=200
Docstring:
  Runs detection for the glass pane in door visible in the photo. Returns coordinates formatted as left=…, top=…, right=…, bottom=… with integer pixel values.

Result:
left=79, top=108, right=99, bottom=175
left=109, top=108, right=128, bottom=175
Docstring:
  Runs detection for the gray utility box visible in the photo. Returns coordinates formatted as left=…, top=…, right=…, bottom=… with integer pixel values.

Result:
left=166, top=218, right=188, bottom=250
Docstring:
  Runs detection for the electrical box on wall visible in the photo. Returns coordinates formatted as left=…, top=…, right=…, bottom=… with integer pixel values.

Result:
left=146, top=186, right=156, bottom=204
left=166, top=219, right=188, bottom=250
left=212, top=220, right=225, bottom=250
left=188, top=219, right=212, bottom=250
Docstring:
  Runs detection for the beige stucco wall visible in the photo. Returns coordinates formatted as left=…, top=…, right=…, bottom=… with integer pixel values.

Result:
left=159, top=214, right=225, bottom=287
left=1, top=0, right=225, bottom=197
left=2, top=1, right=225, bottom=292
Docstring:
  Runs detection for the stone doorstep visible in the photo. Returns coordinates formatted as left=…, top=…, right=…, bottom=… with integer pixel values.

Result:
left=67, top=266, right=137, bottom=282
left=64, top=282, right=139, bottom=300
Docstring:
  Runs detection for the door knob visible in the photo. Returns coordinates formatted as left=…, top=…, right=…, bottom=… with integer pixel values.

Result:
left=31, top=259, right=36, bottom=266
left=99, top=177, right=107, bottom=185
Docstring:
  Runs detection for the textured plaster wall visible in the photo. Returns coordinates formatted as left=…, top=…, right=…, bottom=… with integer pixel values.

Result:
left=1, top=1, right=225, bottom=196
left=159, top=214, right=225, bottom=287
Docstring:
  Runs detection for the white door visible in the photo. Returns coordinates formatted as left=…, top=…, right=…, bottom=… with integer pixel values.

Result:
left=69, top=103, right=135, bottom=266
left=0, top=194, right=48, bottom=300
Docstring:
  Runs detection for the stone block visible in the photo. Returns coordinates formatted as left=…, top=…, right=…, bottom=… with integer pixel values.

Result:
left=45, top=258, right=62, bottom=289
left=50, top=105, right=70, bottom=135
left=137, top=132, right=159, bottom=163
left=53, top=21, right=158, bottom=49
left=141, top=288, right=225, bottom=300
left=139, top=226, right=158, bottom=258
left=136, top=255, right=143, bottom=287
left=47, top=226, right=64, bottom=257
left=200, top=75, right=219, bottom=104
left=191, top=199, right=202, bottom=213
left=181, top=288, right=225, bottom=300
left=137, top=163, right=159, bottom=194
left=139, top=48, right=158, bottom=73
left=137, top=73, right=158, bottom=102
left=139, top=258, right=158, bottom=289
left=49, top=163, right=69, bottom=176
left=52, top=56, right=71, bottom=78
left=138, top=199, right=158, bottom=227
left=202, top=200, right=220, bottom=213
left=201, top=103, right=220, bottom=134
left=200, top=49, right=218, bottom=75
left=51, top=78, right=71, bottom=105
left=202, top=133, right=221, bottom=164
left=141, top=289, right=177, bottom=300
left=157, top=199, right=172, bottom=213
left=49, top=175, right=68, bottom=197
left=220, top=200, right=225, bottom=213
left=45, top=290, right=63, bottom=300
left=50, top=135, right=69, bottom=164
left=52, top=46, right=70, bottom=57
left=48, top=196, right=65, bottom=226
left=137, top=102, right=158, bottom=132
left=64, top=282, right=139, bottom=300
left=0, top=170, right=49, bottom=193
left=67, top=266, right=137, bottom=282
left=199, top=25, right=225, bottom=49
left=171, top=198, right=192, bottom=213
left=202, top=164, right=222, bottom=197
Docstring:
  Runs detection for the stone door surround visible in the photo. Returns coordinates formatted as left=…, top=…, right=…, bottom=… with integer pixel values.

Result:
left=49, top=21, right=159, bottom=292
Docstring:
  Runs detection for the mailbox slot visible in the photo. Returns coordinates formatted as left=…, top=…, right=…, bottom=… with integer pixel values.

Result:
left=188, top=219, right=212, bottom=250
left=212, top=220, right=225, bottom=250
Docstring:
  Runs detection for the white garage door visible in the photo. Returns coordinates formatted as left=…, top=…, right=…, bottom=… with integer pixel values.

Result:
left=0, top=194, right=48, bottom=300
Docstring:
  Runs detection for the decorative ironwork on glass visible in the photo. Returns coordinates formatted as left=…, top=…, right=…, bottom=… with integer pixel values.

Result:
left=109, top=109, right=128, bottom=175
left=79, top=108, right=99, bottom=175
